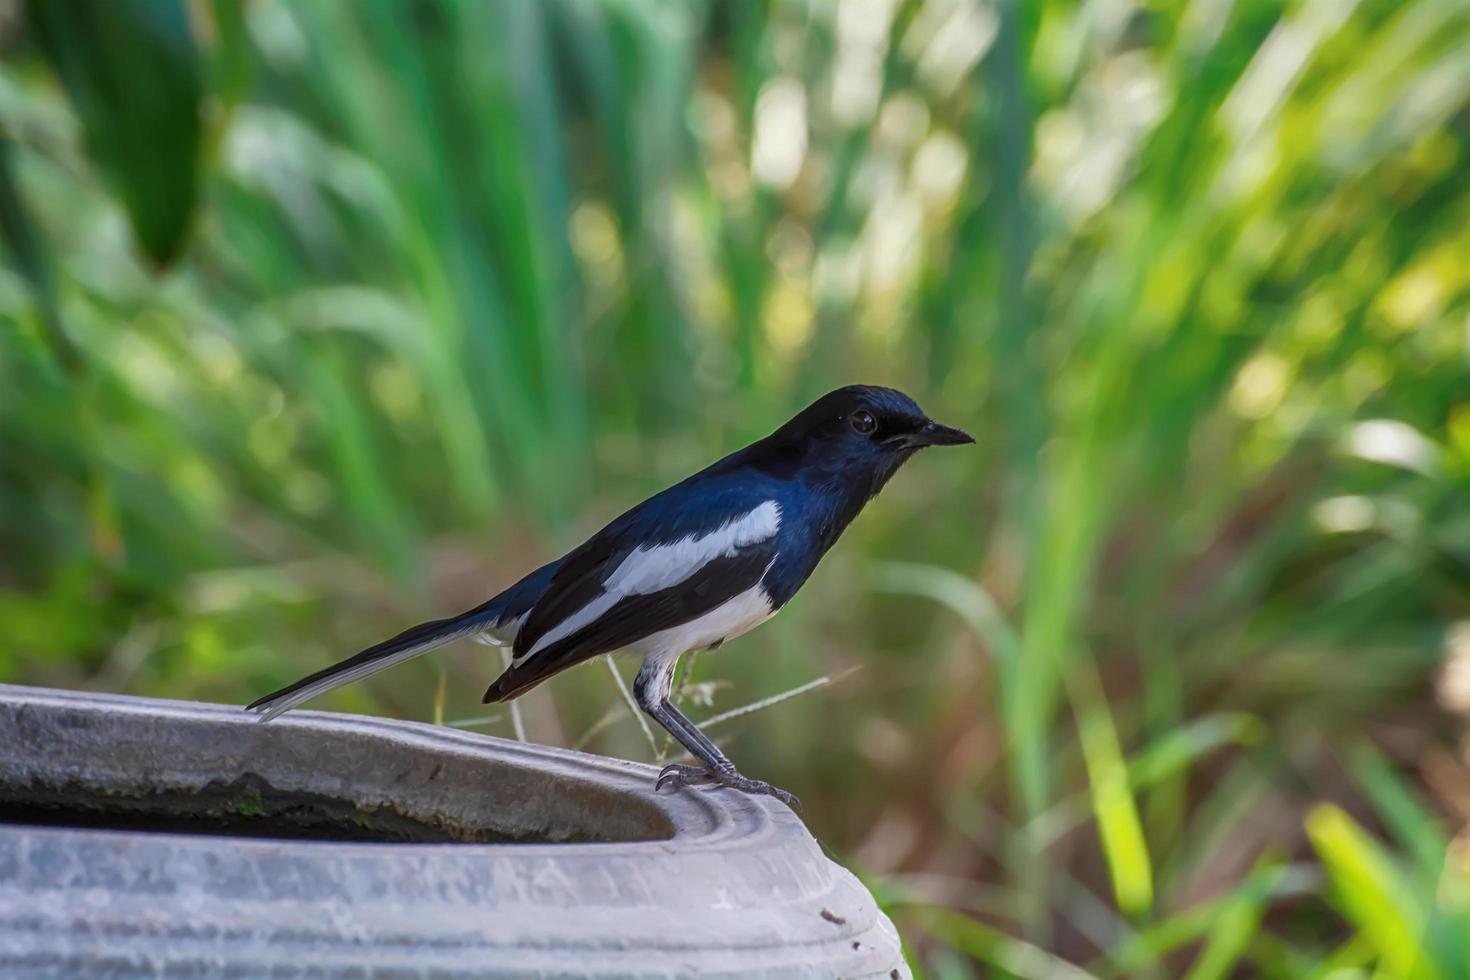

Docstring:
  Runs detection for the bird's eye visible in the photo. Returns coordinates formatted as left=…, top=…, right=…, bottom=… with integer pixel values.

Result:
left=850, top=410, right=877, bottom=435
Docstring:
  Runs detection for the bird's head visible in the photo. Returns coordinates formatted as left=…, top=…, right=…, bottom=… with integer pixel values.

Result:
left=757, top=385, right=973, bottom=491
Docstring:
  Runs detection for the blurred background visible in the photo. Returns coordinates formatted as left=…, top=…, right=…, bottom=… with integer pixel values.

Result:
left=2, top=0, right=1469, bottom=975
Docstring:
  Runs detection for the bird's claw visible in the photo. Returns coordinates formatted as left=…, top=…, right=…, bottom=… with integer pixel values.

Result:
left=655, top=763, right=801, bottom=811
left=655, top=763, right=714, bottom=793
left=726, top=774, right=801, bottom=811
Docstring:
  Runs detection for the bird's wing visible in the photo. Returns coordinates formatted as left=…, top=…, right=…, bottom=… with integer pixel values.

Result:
left=483, top=484, right=782, bottom=702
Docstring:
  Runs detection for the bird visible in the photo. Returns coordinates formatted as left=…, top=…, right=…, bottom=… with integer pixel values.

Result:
left=247, top=385, right=973, bottom=807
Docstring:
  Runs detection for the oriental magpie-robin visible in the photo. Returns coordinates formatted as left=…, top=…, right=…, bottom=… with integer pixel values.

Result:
left=248, top=385, right=972, bottom=807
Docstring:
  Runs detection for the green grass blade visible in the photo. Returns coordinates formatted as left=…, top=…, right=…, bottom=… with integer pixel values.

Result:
left=1306, top=803, right=1441, bottom=980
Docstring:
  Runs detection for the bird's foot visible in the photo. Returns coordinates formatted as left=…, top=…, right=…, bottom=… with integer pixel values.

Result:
left=655, top=763, right=801, bottom=811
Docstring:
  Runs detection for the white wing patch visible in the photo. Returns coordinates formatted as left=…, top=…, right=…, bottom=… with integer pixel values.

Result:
left=515, top=500, right=781, bottom=665
left=515, top=591, right=621, bottom=664
left=605, top=499, right=782, bottom=595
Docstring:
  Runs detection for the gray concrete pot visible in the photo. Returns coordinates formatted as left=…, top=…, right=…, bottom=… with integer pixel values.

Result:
left=0, top=684, right=906, bottom=978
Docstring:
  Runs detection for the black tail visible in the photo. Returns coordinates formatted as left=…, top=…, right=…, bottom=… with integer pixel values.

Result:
left=247, top=601, right=503, bottom=721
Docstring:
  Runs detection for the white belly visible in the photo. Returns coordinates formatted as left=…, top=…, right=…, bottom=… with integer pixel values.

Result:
left=628, top=582, right=776, bottom=659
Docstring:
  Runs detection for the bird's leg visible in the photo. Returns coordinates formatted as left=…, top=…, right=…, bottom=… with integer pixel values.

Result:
left=633, top=658, right=800, bottom=810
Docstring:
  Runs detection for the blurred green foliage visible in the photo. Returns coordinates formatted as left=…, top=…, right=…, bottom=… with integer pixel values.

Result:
left=2, top=0, right=1469, bottom=975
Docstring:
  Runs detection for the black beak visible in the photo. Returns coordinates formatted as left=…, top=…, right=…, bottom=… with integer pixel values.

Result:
left=907, top=419, right=975, bottom=448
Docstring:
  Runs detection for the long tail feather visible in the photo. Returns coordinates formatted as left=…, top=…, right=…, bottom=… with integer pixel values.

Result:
left=247, top=605, right=501, bottom=721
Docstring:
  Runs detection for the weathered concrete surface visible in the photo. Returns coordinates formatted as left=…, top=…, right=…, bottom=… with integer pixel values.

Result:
left=0, top=684, right=908, bottom=978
